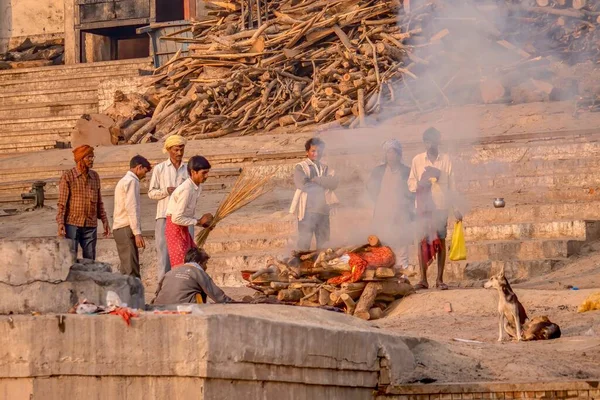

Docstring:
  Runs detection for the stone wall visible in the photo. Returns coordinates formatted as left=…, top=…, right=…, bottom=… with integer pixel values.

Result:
left=0, top=0, right=64, bottom=53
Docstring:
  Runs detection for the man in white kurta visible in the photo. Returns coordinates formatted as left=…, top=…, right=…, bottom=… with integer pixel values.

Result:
left=165, top=155, right=214, bottom=268
left=148, top=135, right=190, bottom=278
left=113, top=156, right=152, bottom=278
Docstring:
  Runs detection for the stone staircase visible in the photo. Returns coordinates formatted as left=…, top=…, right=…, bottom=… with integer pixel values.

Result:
left=198, top=133, right=600, bottom=286
left=0, top=58, right=151, bottom=154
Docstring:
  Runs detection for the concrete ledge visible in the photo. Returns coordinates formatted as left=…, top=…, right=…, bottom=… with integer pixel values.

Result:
left=0, top=306, right=416, bottom=389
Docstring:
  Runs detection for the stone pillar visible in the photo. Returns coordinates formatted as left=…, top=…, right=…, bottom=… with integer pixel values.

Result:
left=63, top=0, right=79, bottom=64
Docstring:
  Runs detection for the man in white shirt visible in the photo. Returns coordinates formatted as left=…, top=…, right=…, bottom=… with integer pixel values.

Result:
left=165, top=155, right=214, bottom=268
left=148, top=135, right=190, bottom=278
left=408, top=127, right=462, bottom=291
left=113, top=155, right=152, bottom=278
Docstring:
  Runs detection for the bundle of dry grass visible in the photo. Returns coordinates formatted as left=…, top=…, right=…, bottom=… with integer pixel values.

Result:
left=195, top=171, right=273, bottom=247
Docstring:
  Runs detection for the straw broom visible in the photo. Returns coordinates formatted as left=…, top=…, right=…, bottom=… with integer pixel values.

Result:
left=195, top=172, right=273, bottom=248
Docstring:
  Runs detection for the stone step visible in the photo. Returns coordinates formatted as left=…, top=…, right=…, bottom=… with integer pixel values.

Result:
left=0, top=128, right=70, bottom=145
left=0, top=87, right=97, bottom=107
left=466, top=186, right=600, bottom=203
left=456, top=157, right=600, bottom=179
left=0, top=71, right=144, bottom=93
left=444, top=259, right=563, bottom=282
left=464, top=201, right=600, bottom=225
left=0, top=140, right=57, bottom=154
left=0, top=99, right=98, bottom=121
left=458, top=172, right=600, bottom=193
left=0, top=168, right=241, bottom=202
left=465, top=238, right=583, bottom=261
left=0, top=58, right=150, bottom=82
left=462, top=220, right=600, bottom=241
left=0, top=115, right=79, bottom=133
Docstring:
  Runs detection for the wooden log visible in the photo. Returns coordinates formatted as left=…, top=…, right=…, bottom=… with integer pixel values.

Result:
left=357, top=88, right=366, bottom=127
left=270, top=282, right=290, bottom=290
left=380, top=281, right=415, bottom=297
left=122, top=117, right=151, bottom=142
left=572, top=0, right=586, bottom=10
left=330, top=288, right=364, bottom=305
left=368, top=307, right=383, bottom=320
left=535, top=0, right=549, bottom=6
left=375, top=267, right=395, bottom=279
left=318, top=288, right=330, bottom=306
left=315, top=97, right=347, bottom=122
left=354, top=282, right=383, bottom=320
left=340, top=293, right=356, bottom=314
left=375, top=294, right=396, bottom=303
left=479, top=78, right=505, bottom=104
left=341, top=282, right=367, bottom=291
left=128, top=94, right=195, bottom=143
left=277, top=289, right=303, bottom=302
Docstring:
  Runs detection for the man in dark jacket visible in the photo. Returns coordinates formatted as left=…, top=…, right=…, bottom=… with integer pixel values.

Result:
left=152, top=248, right=233, bottom=304
left=366, top=139, right=415, bottom=270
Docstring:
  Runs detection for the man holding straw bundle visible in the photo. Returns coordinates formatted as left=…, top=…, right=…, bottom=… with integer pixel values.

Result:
left=165, top=155, right=214, bottom=267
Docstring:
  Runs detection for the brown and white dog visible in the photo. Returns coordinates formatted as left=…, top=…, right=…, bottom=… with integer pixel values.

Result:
left=484, top=268, right=561, bottom=342
left=484, top=268, right=527, bottom=342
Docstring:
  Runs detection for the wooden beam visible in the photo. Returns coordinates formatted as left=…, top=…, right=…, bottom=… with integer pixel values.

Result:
left=184, top=0, right=197, bottom=19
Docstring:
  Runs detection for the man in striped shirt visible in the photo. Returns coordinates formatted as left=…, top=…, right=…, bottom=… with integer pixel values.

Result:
left=56, top=145, right=110, bottom=260
left=113, top=155, right=152, bottom=279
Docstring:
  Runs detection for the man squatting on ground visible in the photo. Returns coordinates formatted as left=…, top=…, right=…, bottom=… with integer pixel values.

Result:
left=408, top=127, right=462, bottom=290
left=152, top=247, right=233, bottom=305
left=367, top=139, right=415, bottom=271
left=165, top=155, right=214, bottom=267
left=112, top=155, right=152, bottom=279
left=57, top=145, right=110, bottom=260
left=290, top=138, right=340, bottom=250
left=148, top=135, right=193, bottom=278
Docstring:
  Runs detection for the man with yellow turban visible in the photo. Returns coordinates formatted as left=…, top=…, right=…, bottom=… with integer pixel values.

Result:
left=148, top=135, right=191, bottom=278
left=56, top=144, right=110, bottom=260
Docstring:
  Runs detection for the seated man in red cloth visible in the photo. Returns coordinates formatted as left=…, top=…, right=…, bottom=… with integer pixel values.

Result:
left=165, top=155, right=214, bottom=267
left=408, top=127, right=462, bottom=290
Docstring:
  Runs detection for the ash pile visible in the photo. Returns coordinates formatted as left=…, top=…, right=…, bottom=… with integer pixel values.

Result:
left=244, top=235, right=414, bottom=320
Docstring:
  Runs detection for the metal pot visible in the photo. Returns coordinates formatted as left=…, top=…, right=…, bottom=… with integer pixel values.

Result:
left=493, top=198, right=505, bottom=208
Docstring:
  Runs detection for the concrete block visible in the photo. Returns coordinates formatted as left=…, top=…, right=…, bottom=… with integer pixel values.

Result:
left=0, top=237, right=74, bottom=285
left=0, top=260, right=144, bottom=313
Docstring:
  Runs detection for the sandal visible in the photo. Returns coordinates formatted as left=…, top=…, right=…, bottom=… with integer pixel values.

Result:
left=436, top=282, right=449, bottom=290
left=414, top=282, right=429, bottom=290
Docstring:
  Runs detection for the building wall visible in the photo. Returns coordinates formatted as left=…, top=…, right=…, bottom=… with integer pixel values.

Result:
left=0, top=0, right=64, bottom=53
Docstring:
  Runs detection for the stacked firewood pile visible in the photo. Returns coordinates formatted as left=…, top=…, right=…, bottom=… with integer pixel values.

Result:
left=243, top=236, right=414, bottom=320
left=105, top=0, right=600, bottom=144
left=0, top=38, right=64, bottom=70
left=109, top=0, right=416, bottom=143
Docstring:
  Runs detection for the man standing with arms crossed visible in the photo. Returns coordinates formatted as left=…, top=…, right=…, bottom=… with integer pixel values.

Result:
left=57, top=145, right=110, bottom=259
left=148, top=135, right=190, bottom=279
left=408, top=127, right=462, bottom=290
left=113, top=155, right=152, bottom=279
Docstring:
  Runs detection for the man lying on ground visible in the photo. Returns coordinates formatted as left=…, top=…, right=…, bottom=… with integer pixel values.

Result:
left=152, top=247, right=233, bottom=305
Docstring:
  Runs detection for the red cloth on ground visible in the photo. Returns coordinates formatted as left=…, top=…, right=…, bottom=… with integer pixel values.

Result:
left=165, top=216, right=196, bottom=267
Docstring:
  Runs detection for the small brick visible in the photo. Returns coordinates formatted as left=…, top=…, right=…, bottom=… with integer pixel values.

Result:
left=472, top=393, right=483, bottom=399
left=504, top=392, right=515, bottom=399
left=440, top=394, right=453, bottom=400
left=514, top=392, right=527, bottom=399
left=534, top=392, right=546, bottom=399
left=491, top=393, right=505, bottom=399
left=568, top=391, right=581, bottom=398
left=481, top=393, right=492, bottom=399
left=524, top=392, right=536, bottom=398
left=452, top=394, right=463, bottom=400
left=429, top=395, right=441, bottom=400
left=463, top=394, right=474, bottom=400
left=578, top=391, right=589, bottom=398
left=545, top=392, right=555, bottom=398
left=589, top=390, right=600, bottom=398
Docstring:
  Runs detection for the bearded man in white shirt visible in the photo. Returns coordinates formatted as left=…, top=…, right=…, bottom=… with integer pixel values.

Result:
left=113, top=155, right=152, bottom=278
left=165, top=155, right=214, bottom=268
left=148, top=135, right=191, bottom=278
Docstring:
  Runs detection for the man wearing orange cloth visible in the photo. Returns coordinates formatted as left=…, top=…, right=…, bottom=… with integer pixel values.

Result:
left=56, top=145, right=110, bottom=260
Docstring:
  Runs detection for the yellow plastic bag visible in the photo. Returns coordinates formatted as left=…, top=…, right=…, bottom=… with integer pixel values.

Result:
left=449, top=221, right=467, bottom=261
